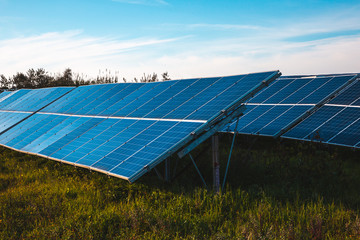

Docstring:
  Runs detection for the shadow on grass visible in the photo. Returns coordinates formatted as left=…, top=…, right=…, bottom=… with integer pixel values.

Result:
left=138, top=134, right=360, bottom=210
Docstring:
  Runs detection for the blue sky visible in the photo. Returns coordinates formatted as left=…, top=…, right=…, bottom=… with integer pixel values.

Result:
left=0, top=0, right=359, bottom=80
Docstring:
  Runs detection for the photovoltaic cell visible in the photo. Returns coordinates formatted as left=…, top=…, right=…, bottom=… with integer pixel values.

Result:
left=0, top=71, right=279, bottom=182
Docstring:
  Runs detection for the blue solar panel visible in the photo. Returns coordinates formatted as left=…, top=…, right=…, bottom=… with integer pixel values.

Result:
left=226, top=74, right=357, bottom=137
left=0, top=91, right=12, bottom=100
left=0, top=71, right=279, bottom=182
left=0, top=112, right=31, bottom=133
left=283, top=77, right=360, bottom=148
left=0, top=87, right=74, bottom=112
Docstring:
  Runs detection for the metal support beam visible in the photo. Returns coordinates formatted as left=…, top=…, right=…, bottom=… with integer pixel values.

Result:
left=222, top=118, right=240, bottom=190
left=164, top=158, right=171, bottom=182
left=212, top=135, right=220, bottom=193
left=189, top=154, right=207, bottom=188
left=153, top=166, right=163, bottom=181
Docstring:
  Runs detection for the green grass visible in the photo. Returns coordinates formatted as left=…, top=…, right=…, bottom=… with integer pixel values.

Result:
left=0, top=136, right=360, bottom=239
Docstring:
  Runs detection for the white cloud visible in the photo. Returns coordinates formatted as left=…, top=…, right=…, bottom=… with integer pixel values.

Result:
left=1, top=14, right=359, bottom=82
left=0, top=31, right=180, bottom=79
left=165, top=23, right=265, bottom=31
left=152, top=35, right=360, bottom=78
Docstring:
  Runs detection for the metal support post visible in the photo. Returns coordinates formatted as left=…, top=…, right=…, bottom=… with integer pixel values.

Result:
left=164, top=158, right=171, bottom=182
left=222, top=118, right=240, bottom=190
left=212, top=135, right=220, bottom=193
left=189, top=154, right=208, bottom=188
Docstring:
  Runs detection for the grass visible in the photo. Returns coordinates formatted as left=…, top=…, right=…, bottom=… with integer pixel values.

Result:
left=0, top=135, right=360, bottom=239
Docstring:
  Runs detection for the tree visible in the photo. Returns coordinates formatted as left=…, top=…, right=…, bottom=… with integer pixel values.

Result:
left=54, top=68, right=74, bottom=86
left=162, top=72, right=171, bottom=81
left=0, top=75, right=11, bottom=89
left=26, top=68, right=53, bottom=88
left=12, top=72, right=31, bottom=89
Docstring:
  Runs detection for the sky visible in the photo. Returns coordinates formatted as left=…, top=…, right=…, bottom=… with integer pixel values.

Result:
left=0, top=0, right=360, bottom=80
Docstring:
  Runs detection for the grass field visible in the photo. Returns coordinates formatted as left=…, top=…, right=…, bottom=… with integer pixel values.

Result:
left=0, top=135, right=359, bottom=239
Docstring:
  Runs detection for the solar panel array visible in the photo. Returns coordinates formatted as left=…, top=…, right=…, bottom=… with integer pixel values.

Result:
left=0, top=71, right=279, bottom=182
left=284, top=79, right=360, bottom=148
left=224, top=73, right=360, bottom=149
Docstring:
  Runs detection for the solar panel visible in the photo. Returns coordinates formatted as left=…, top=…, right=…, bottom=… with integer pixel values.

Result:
left=284, top=78, right=360, bottom=148
left=0, top=87, right=74, bottom=135
left=0, top=71, right=279, bottom=182
left=225, top=74, right=357, bottom=137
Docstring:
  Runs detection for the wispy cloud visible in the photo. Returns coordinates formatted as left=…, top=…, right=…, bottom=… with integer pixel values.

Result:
left=185, top=23, right=264, bottom=31
left=0, top=30, right=180, bottom=78
left=112, top=0, right=168, bottom=6
left=1, top=7, right=359, bottom=81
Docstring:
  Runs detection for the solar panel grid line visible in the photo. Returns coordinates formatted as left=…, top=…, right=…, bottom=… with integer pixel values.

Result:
left=0, top=114, right=49, bottom=144
left=302, top=95, right=360, bottom=140
left=106, top=82, right=176, bottom=117
left=234, top=78, right=297, bottom=133
left=252, top=76, right=320, bottom=134
left=0, top=110, right=33, bottom=114
left=0, top=91, right=16, bottom=102
left=70, top=119, right=152, bottom=166
left=63, top=84, right=121, bottom=115
left=87, top=120, right=162, bottom=171
left=139, top=78, right=204, bottom=119
left=107, top=121, right=188, bottom=177
left=6, top=115, right=61, bottom=148
left=181, top=76, right=247, bottom=120
left=272, top=75, right=355, bottom=138
left=227, top=74, right=358, bottom=137
left=326, top=116, right=360, bottom=144
left=247, top=103, right=315, bottom=106
left=0, top=90, right=29, bottom=110
left=5, top=90, right=37, bottom=110
left=60, top=85, right=117, bottom=114
left=90, top=82, right=159, bottom=116
left=280, top=76, right=360, bottom=141
left=176, top=71, right=280, bottom=159
left=19, top=115, right=74, bottom=152
left=36, top=112, right=207, bottom=123
left=29, top=117, right=92, bottom=154
left=278, top=75, right=359, bottom=138
left=78, top=83, right=148, bottom=116
left=96, top=81, right=178, bottom=118
left=0, top=88, right=75, bottom=136
left=247, top=78, right=293, bottom=104
left=159, top=77, right=225, bottom=120
left=326, top=104, right=360, bottom=108
left=20, top=115, right=102, bottom=155
left=46, top=118, right=108, bottom=159
left=56, top=119, right=130, bottom=164
left=42, top=85, right=107, bottom=113
left=218, top=72, right=281, bottom=121
left=187, top=73, right=267, bottom=128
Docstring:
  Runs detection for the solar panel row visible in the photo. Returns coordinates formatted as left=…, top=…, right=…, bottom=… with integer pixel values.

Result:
left=0, top=71, right=279, bottom=182
left=226, top=75, right=357, bottom=136
left=225, top=73, right=360, bottom=149
left=284, top=79, right=360, bottom=148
